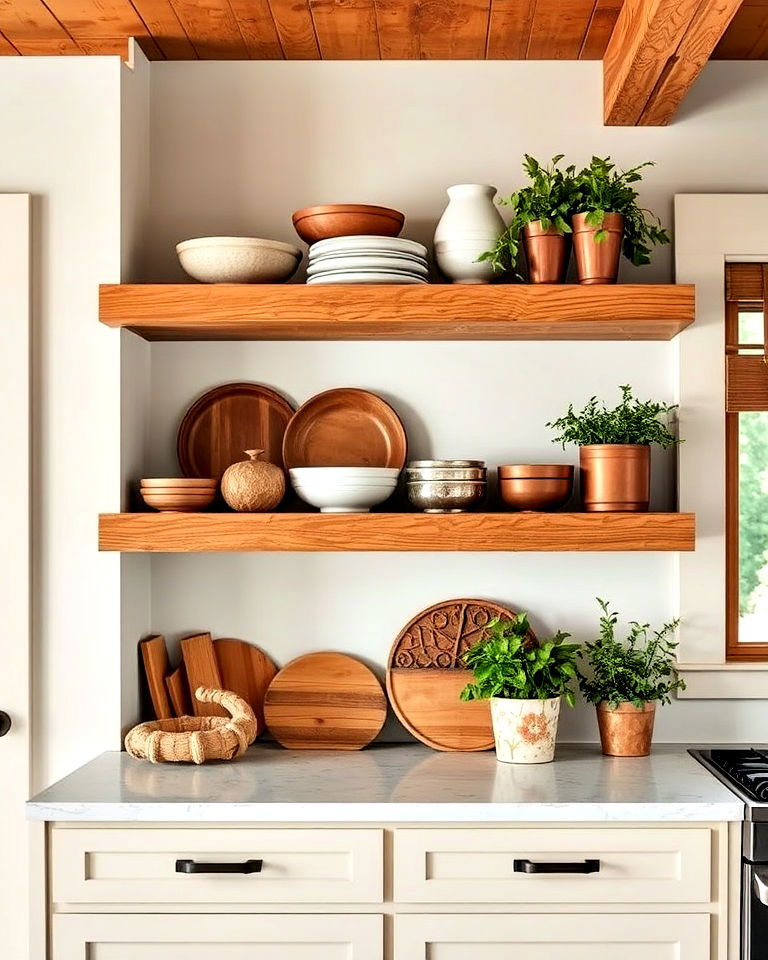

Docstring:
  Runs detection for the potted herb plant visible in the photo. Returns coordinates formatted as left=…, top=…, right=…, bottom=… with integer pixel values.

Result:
left=578, top=599, right=685, bottom=756
left=460, top=613, right=578, bottom=764
left=546, top=384, right=679, bottom=512
left=479, top=154, right=578, bottom=284
left=572, top=156, right=670, bottom=284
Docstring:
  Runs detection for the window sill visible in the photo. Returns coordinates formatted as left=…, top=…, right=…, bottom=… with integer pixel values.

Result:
left=677, top=662, right=768, bottom=699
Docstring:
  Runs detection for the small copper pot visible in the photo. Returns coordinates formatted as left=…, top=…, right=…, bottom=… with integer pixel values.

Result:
left=597, top=701, right=656, bottom=757
left=579, top=444, right=649, bottom=512
left=572, top=212, right=623, bottom=284
left=498, top=464, right=574, bottom=511
left=523, top=221, right=570, bottom=284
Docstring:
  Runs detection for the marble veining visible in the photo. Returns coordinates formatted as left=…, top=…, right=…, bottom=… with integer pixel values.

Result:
left=26, top=742, right=744, bottom=823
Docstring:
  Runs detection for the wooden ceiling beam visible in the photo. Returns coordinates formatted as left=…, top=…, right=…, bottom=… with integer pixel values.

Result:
left=603, top=0, right=744, bottom=126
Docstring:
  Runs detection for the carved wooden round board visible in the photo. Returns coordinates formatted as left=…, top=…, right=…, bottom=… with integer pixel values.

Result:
left=386, top=598, right=531, bottom=752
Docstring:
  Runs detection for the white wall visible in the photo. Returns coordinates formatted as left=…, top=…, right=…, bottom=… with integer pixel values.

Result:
left=143, top=59, right=768, bottom=742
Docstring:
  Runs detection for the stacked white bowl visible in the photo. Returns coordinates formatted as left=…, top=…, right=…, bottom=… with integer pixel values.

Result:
left=289, top=467, right=399, bottom=513
left=306, top=236, right=429, bottom=285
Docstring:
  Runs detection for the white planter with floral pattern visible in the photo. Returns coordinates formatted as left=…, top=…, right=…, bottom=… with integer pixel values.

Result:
left=490, top=696, right=561, bottom=764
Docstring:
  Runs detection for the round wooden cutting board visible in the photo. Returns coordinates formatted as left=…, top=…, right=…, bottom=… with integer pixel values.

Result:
left=386, top=598, right=529, bottom=752
left=214, top=638, right=277, bottom=738
left=177, top=382, right=294, bottom=479
left=264, top=651, right=387, bottom=750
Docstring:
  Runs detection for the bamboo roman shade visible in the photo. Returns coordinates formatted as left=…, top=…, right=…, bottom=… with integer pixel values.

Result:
left=726, top=263, right=768, bottom=413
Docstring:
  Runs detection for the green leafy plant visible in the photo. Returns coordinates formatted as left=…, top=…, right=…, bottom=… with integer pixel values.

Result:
left=460, top=613, right=579, bottom=706
left=479, top=154, right=579, bottom=276
left=574, top=156, right=670, bottom=267
left=547, top=384, right=679, bottom=448
left=578, top=599, right=685, bottom=708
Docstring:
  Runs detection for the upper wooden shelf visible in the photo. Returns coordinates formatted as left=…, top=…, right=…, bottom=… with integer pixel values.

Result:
left=99, top=512, right=695, bottom=553
left=99, top=283, right=695, bottom=342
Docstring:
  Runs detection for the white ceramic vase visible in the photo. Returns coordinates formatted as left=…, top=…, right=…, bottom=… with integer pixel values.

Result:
left=490, top=696, right=561, bottom=764
left=434, top=184, right=505, bottom=284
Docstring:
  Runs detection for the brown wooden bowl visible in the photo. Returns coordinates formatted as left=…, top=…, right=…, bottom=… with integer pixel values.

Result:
left=141, top=478, right=217, bottom=488
left=292, top=204, right=405, bottom=244
left=141, top=489, right=216, bottom=512
left=498, top=467, right=574, bottom=512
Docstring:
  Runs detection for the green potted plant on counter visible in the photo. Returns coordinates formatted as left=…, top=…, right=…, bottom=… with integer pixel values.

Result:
left=546, top=384, right=679, bottom=512
left=578, top=599, right=685, bottom=756
left=460, top=613, right=578, bottom=764
left=572, top=156, right=670, bottom=283
left=479, top=154, right=578, bottom=283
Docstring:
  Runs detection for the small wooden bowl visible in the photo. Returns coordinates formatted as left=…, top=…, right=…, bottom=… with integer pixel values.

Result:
left=141, top=478, right=216, bottom=488
left=498, top=465, right=574, bottom=511
left=141, top=488, right=216, bottom=512
left=292, top=204, right=404, bottom=244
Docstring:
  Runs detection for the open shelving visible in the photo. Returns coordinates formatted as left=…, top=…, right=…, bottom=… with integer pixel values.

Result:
left=98, top=512, right=696, bottom=553
left=99, top=283, right=695, bottom=341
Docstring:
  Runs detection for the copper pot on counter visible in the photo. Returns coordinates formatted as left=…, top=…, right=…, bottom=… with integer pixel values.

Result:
left=522, top=221, right=571, bottom=283
left=597, top=701, right=656, bottom=757
left=572, top=212, right=623, bottom=284
left=579, top=444, right=649, bottom=512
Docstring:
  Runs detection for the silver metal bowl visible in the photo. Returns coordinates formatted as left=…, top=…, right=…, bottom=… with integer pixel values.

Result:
left=406, top=479, right=487, bottom=513
left=407, top=459, right=485, bottom=468
left=405, top=466, right=487, bottom=481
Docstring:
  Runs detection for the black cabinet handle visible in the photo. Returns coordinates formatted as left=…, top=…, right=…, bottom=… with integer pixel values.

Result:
left=175, top=859, right=263, bottom=875
left=514, top=858, right=600, bottom=875
left=0, top=712, right=11, bottom=737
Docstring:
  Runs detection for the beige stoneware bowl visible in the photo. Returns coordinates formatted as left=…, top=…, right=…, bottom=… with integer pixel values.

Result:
left=176, top=236, right=302, bottom=284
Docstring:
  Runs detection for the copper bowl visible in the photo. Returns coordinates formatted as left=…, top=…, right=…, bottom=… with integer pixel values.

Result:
left=497, top=464, right=574, bottom=511
left=292, top=204, right=405, bottom=244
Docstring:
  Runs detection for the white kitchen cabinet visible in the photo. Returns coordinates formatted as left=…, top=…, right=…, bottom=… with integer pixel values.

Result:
left=394, top=913, right=710, bottom=959
left=52, top=913, right=382, bottom=960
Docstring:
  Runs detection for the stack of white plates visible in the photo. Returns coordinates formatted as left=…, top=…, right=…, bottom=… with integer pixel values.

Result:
left=307, top=235, right=429, bottom=285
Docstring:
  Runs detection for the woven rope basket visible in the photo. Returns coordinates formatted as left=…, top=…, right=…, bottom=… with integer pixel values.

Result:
left=125, top=687, right=257, bottom=764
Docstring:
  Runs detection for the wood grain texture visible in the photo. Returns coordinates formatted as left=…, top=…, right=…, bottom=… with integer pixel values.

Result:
left=268, top=0, right=320, bottom=57
left=310, top=0, right=380, bottom=57
left=139, top=634, right=173, bottom=720
left=165, top=665, right=192, bottom=716
left=99, top=283, right=696, bottom=341
left=214, top=638, right=277, bottom=736
left=713, top=0, right=768, bottom=57
left=263, top=651, right=387, bottom=749
left=604, top=0, right=742, bottom=126
left=0, top=0, right=80, bottom=49
left=168, top=0, right=249, bottom=58
left=99, top=511, right=697, bottom=552
left=131, top=0, right=197, bottom=58
left=486, top=0, right=537, bottom=58
left=178, top=633, right=228, bottom=717
left=726, top=355, right=768, bottom=412
left=580, top=0, right=622, bottom=58
left=227, top=0, right=284, bottom=57
left=377, top=0, right=491, bottom=59
left=43, top=0, right=145, bottom=36
left=527, top=0, right=596, bottom=58
left=0, top=31, right=19, bottom=53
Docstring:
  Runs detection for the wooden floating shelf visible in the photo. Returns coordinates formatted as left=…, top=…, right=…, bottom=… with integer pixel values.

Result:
left=99, top=512, right=696, bottom=553
left=99, top=283, right=695, bottom=341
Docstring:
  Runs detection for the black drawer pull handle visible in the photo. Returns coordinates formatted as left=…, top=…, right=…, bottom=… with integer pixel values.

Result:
left=175, top=859, right=263, bottom=875
left=513, top=858, right=600, bottom=875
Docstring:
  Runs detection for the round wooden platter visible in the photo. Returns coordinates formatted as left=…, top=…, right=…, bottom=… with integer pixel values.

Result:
left=177, top=382, right=295, bottom=480
left=282, top=387, right=407, bottom=469
left=214, top=638, right=278, bottom=738
left=386, top=598, right=530, bottom=752
left=264, top=651, right=387, bottom=750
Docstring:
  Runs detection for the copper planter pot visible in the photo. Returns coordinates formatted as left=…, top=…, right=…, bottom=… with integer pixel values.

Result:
left=597, top=701, right=656, bottom=757
left=579, top=444, right=650, bottom=512
left=523, top=221, right=570, bottom=284
left=572, top=212, right=623, bottom=284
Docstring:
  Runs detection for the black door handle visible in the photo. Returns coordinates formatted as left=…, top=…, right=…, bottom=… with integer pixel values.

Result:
left=514, top=858, right=600, bottom=874
left=0, top=712, right=11, bottom=737
left=176, top=859, right=263, bottom=875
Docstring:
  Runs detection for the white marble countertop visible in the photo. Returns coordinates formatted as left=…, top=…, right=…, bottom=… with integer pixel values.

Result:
left=27, top=743, right=743, bottom=822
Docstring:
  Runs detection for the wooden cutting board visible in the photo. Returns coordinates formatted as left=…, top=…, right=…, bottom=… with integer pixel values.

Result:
left=165, top=664, right=192, bottom=717
left=214, top=638, right=277, bottom=737
left=386, top=598, right=526, bottom=752
left=264, top=651, right=387, bottom=750
left=139, top=634, right=173, bottom=720
left=179, top=632, right=228, bottom=717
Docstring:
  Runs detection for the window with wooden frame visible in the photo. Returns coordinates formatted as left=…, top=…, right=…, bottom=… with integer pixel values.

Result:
left=726, top=263, right=768, bottom=659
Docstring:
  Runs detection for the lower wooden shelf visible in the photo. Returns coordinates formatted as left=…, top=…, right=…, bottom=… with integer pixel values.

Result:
left=98, top=512, right=696, bottom=553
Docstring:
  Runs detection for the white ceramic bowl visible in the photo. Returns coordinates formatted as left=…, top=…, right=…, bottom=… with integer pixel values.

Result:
left=289, top=469, right=397, bottom=513
left=176, top=236, right=302, bottom=284
left=289, top=467, right=400, bottom=480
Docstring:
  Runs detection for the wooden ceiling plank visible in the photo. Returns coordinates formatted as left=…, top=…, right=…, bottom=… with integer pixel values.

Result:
left=0, top=0, right=77, bottom=41
left=131, top=0, right=198, bottom=58
left=579, top=0, right=622, bottom=59
left=638, top=0, right=743, bottom=124
left=268, top=0, right=320, bottom=58
left=228, top=0, right=284, bottom=57
left=604, top=0, right=744, bottom=126
left=527, top=0, right=597, bottom=58
left=0, top=30, right=20, bottom=53
left=76, top=35, right=163, bottom=58
left=43, top=0, right=146, bottom=36
left=420, top=0, right=491, bottom=59
left=309, top=0, right=380, bottom=58
left=713, top=0, right=768, bottom=58
left=168, top=0, right=250, bottom=58
left=11, top=36, right=81, bottom=52
left=375, top=0, right=420, bottom=57
left=486, top=0, right=535, bottom=58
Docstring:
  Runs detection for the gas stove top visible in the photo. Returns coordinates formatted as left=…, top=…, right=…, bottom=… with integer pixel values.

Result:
left=693, top=748, right=768, bottom=820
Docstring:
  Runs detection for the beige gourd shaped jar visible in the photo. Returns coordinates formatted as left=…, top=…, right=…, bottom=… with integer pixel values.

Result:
left=221, top=449, right=285, bottom=512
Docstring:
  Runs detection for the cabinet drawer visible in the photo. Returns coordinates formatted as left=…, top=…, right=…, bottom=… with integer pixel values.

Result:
left=394, top=913, right=709, bottom=959
left=53, top=913, right=382, bottom=959
left=393, top=827, right=711, bottom=903
left=52, top=828, right=383, bottom=904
